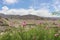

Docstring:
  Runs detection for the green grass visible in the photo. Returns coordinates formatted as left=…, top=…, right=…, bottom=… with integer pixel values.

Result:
left=0, top=25, right=60, bottom=40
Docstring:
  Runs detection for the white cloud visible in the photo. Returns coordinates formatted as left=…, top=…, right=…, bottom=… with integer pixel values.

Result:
left=52, top=0, right=60, bottom=11
left=5, top=9, right=29, bottom=15
left=2, top=6, right=9, bottom=11
left=40, top=3, right=50, bottom=8
left=36, top=8, right=52, bottom=17
left=0, top=6, right=9, bottom=13
left=3, top=0, right=18, bottom=4
left=0, top=6, right=51, bottom=17
left=0, top=6, right=60, bottom=17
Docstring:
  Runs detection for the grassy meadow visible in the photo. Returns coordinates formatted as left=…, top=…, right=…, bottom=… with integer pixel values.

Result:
left=0, top=19, right=60, bottom=40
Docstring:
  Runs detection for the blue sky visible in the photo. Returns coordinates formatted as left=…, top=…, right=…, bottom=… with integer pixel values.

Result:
left=0, top=0, right=55, bottom=10
left=0, top=0, right=60, bottom=17
left=0, top=0, right=53, bottom=10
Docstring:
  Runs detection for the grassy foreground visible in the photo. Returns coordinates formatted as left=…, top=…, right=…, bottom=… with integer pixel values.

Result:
left=0, top=25, right=60, bottom=40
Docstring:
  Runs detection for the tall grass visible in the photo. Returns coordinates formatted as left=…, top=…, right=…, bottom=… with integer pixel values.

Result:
left=0, top=25, right=60, bottom=40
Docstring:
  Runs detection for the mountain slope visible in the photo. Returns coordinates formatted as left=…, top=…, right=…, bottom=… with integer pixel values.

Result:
left=0, top=13, right=60, bottom=20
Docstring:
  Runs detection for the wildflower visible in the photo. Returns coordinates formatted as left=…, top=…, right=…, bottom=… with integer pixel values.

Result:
left=54, top=33, right=59, bottom=37
left=0, top=32, right=4, bottom=35
left=39, top=21, right=44, bottom=25
left=57, top=24, right=60, bottom=27
left=22, top=21, right=27, bottom=28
